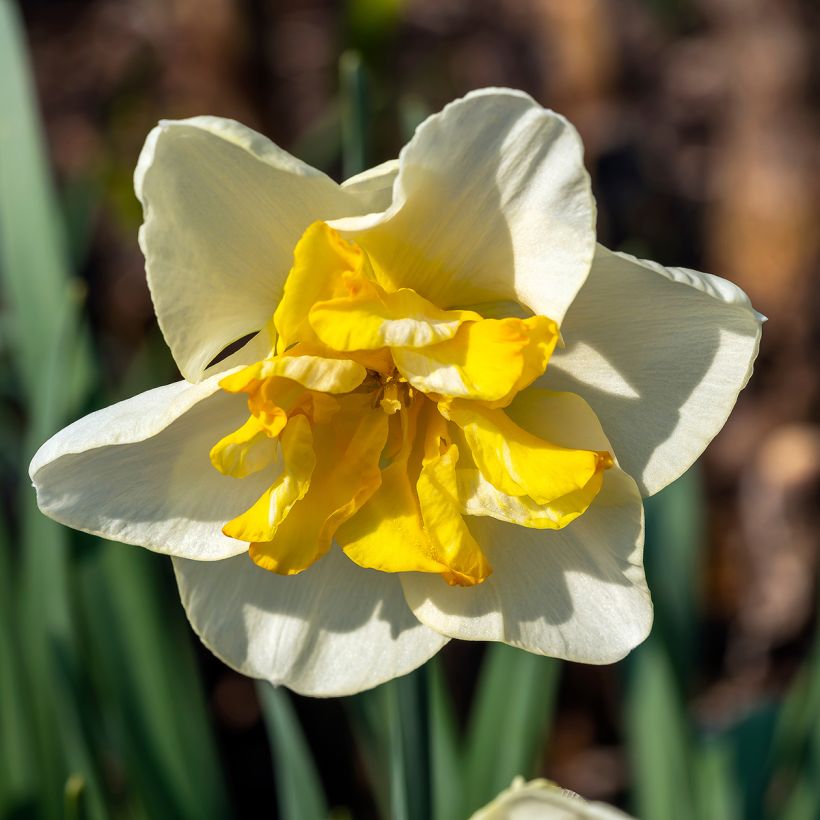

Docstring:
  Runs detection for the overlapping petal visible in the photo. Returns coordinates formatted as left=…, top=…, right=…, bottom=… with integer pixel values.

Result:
left=135, top=118, right=374, bottom=382
left=310, top=284, right=481, bottom=350
left=173, top=548, right=448, bottom=696
left=248, top=395, right=388, bottom=575
left=29, top=372, right=276, bottom=559
left=340, top=159, right=399, bottom=213
left=329, top=89, right=596, bottom=323
left=220, top=354, right=367, bottom=395
left=443, top=398, right=610, bottom=507
left=338, top=404, right=449, bottom=576
left=393, top=316, right=558, bottom=404
left=223, top=414, right=315, bottom=543
left=417, top=411, right=491, bottom=585
left=544, top=244, right=763, bottom=495
left=401, top=391, right=651, bottom=662
left=209, top=415, right=278, bottom=478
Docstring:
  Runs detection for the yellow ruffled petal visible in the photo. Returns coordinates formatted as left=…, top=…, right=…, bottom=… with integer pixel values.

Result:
left=442, top=399, right=611, bottom=506
left=221, top=354, right=365, bottom=395
left=219, top=361, right=266, bottom=395
left=393, top=315, right=558, bottom=403
left=223, top=413, right=315, bottom=542
left=249, top=395, right=389, bottom=576
left=287, top=340, right=396, bottom=377
left=416, top=410, right=491, bottom=585
left=457, top=466, right=605, bottom=530
left=273, top=221, right=376, bottom=352
left=209, top=415, right=279, bottom=478
left=337, top=401, right=449, bottom=576
left=260, top=354, right=366, bottom=393
left=309, top=279, right=481, bottom=351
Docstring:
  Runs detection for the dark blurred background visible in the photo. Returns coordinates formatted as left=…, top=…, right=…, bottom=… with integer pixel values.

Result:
left=3, top=0, right=819, bottom=818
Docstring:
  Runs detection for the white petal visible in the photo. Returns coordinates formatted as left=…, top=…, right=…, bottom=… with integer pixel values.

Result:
left=471, top=777, right=634, bottom=820
left=341, top=158, right=399, bottom=213
left=544, top=244, right=763, bottom=495
left=402, top=390, right=651, bottom=663
left=329, top=89, right=596, bottom=322
left=29, top=373, right=275, bottom=559
left=173, top=548, right=448, bottom=696
left=135, top=117, right=364, bottom=382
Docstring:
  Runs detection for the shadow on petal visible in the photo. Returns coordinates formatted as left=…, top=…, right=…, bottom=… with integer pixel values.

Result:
left=401, top=467, right=651, bottom=664
left=543, top=246, right=762, bottom=495
left=173, top=547, right=447, bottom=696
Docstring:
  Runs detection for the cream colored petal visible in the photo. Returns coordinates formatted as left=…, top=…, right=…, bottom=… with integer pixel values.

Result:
left=29, top=373, right=275, bottom=559
left=401, top=390, right=651, bottom=663
left=341, top=158, right=399, bottom=213
left=543, top=244, right=763, bottom=495
left=329, top=89, right=595, bottom=321
left=135, top=117, right=364, bottom=382
left=471, top=777, right=634, bottom=820
left=173, top=548, right=449, bottom=696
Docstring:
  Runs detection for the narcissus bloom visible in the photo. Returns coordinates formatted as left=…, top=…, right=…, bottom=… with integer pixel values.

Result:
left=470, top=778, right=634, bottom=819
left=30, top=89, right=762, bottom=696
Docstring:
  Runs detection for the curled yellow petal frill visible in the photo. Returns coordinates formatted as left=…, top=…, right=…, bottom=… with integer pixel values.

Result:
left=211, top=221, right=612, bottom=586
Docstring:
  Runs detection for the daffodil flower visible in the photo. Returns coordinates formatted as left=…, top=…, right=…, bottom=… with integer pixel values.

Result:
left=30, top=89, right=762, bottom=696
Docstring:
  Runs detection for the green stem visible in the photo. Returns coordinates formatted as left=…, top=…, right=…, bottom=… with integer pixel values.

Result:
left=387, top=668, right=431, bottom=820
left=339, top=50, right=369, bottom=179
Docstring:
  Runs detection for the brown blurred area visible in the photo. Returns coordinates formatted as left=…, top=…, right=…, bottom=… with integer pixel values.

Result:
left=20, top=0, right=819, bottom=812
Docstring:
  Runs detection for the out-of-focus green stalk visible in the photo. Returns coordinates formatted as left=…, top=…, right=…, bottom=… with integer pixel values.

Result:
left=64, top=774, right=86, bottom=820
left=340, top=50, right=370, bottom=180
left=625, top=638, right=694, bottom=820
left=643, top=468, right=704, bottom=688
left=624, top=471, right=705, bottom=820
left=386, top=669, right=432, bottom=820
left=463, top=645, right=561, bottom=815
left=258, top=683, right=328, bottom=820
left=0, top=2, right=98, bottom=816
left=694, top=738, right=740, bottom=820
left=428, top=659, right=463, bottom=820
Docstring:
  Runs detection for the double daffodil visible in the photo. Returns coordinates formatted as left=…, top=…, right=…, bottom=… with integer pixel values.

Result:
left=30, top=89, right=762, bottom=696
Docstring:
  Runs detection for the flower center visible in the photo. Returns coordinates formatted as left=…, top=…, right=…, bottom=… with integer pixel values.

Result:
left=209, top=221, right=612, bottom=586
left=369, top=368, right=414, bottom=414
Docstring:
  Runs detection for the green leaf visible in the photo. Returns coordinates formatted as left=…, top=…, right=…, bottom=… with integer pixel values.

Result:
left=0, top=3, right=96, bottom=816
left=346, top=670, right=434, bottom=820
left=76, top=540, right=230, bottom=820
left=428, top=659, right=463, bottom=820
left=386, top=669, right=431, bottom=820
left=764, top=608, right=820, bottom=819
left=625, top=638, right=694, bottom=820
left=694, top=737, right=741, bottom=820
left=464, top=644, right=561, bottom=814
left=642, top=468, right=704, bottom=687
left=0, top=506, right=38, bottom=817
left=257, top=683, right=328, bottom=820
left=339, top=50, right=370, bottom=179
left=0, top=0, right=92, bottom=432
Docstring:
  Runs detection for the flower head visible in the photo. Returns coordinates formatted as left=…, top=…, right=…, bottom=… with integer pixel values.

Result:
left=30, top=89, right=762, bottom=696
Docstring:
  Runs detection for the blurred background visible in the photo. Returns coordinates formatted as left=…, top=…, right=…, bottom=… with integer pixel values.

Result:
left=1, top=0, right=818, bottom=818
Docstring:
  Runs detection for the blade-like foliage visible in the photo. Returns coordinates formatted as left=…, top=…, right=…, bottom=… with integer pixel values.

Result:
left=464, top=644, right=561, bottom=814
left=258, top=683, right=328, bottom=820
